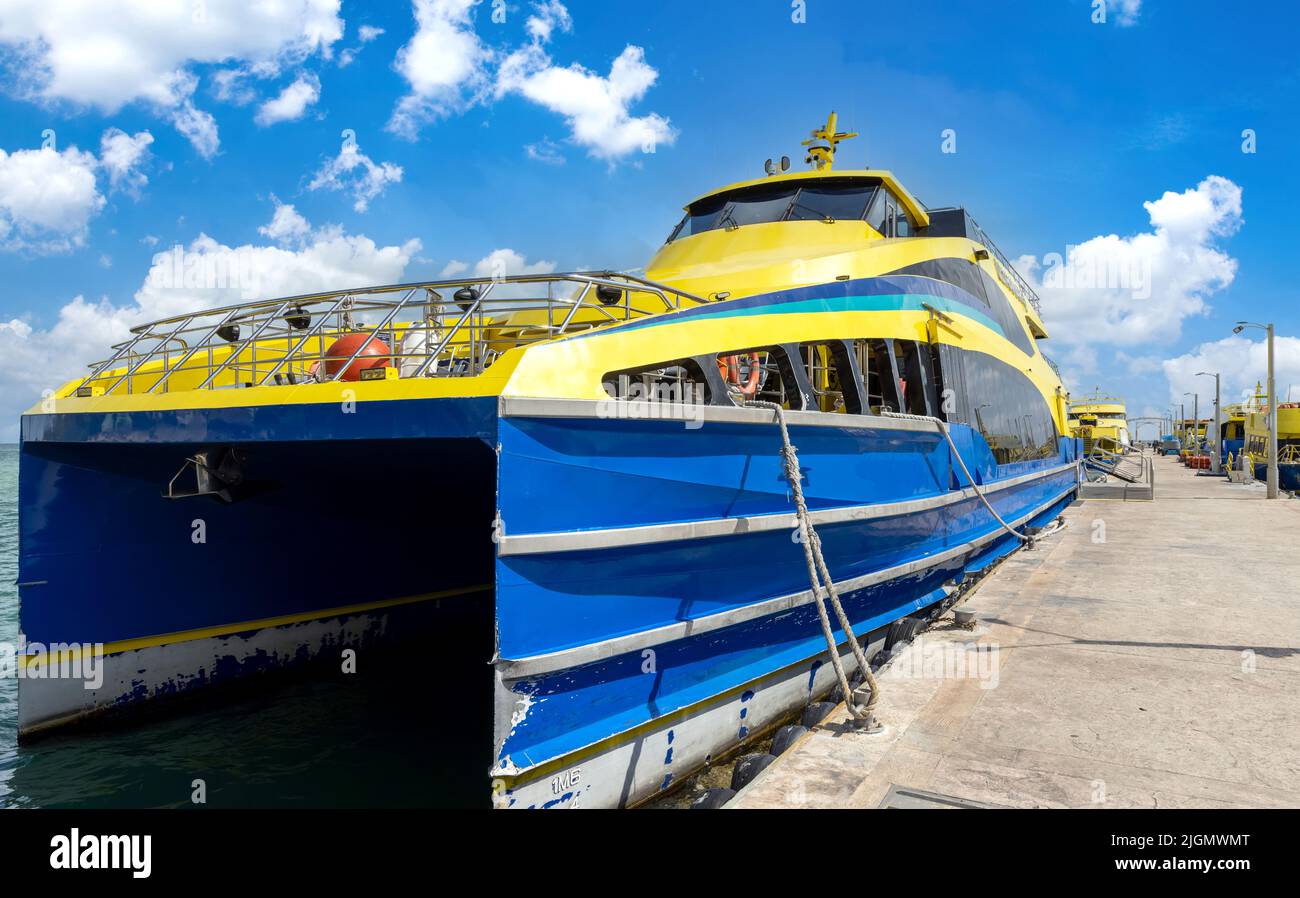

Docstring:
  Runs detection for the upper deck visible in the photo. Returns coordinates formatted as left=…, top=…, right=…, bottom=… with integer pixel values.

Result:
left=56, top=272, right=704, bottom=400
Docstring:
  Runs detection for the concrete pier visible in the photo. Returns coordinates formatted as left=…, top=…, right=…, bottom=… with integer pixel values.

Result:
left=733, top=455, right=1300, bottom=809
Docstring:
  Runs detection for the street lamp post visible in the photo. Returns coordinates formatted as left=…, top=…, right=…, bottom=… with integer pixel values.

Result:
left=1184, top=393, right=1199, bottom=451
left=1234, top=321, right=1278, bottom=498
left=1197, top=371, right=1222, bottom=474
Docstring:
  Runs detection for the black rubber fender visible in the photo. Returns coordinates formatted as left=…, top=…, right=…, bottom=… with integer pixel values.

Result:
left=770, top=724, right=808, bottom=756
left=691, top=787, right=737, bottom=809
left=730, top=753, right=777, bottom=791
left=801, top=701, right=838, bottom=729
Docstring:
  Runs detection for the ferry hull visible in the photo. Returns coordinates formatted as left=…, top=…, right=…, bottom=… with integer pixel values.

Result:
left=17, top=398, right=498, bottom=736
left=490, top=400, right=1081, bottom=807
left=19, top=395, right=1080, bottom=810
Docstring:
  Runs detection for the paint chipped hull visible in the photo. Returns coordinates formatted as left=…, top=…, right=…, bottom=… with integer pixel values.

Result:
left=17, top=402, right=498, bottom=738
left=19, top=605, right=396, bottom=736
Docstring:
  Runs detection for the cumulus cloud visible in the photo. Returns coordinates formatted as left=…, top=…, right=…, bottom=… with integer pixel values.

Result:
left=255, top=74, right=322, bottom=126
left=1162, top=335, right=1300, bottom=409
left=385, top=1, right=673, bottom=162
left=387, top=0, right=492, bottom=138
left=0, top=0, right=344, bottom=156
left=98, top=128, right=154, bottom=196
left=258, top=200, right=313, bottom=244
left=526, top=0, right=572, bottom=43
left=0, top=204, right=422, bottom=437
left=307, top=136, right=404, bottom=212
left=0, top=144, right=103, bottom=252
left=496, top=44, right=675, bottom=162
left=470, top=247, right=556, bottom=279
left=440, top=259, right=469, bottom=277
left=1021, top=175, right=1242, bottom=349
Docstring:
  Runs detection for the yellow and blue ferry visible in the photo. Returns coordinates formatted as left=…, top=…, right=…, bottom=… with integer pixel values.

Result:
left=17, top=115, right=1081, bottom=808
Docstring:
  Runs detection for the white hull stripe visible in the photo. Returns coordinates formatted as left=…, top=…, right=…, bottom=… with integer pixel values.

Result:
left=498, top=396, right=950, bottom=433
left=498, top=461, right=1079, bottom=556
left=495, top=483, right=1077, bottom=679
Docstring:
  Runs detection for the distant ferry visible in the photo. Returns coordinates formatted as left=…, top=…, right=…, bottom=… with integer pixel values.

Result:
left=18, top=115, right=1081, bottom=808
left=1067, top=393, right=1130, bottom=453
left=1242, top=382, right=1300, bottom=490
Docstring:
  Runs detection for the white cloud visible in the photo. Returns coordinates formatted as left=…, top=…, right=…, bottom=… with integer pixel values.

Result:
left=1162, top=335, right=1300, bottom=409
left=1109, top=0, right=1142, bottom=27
left=387, top=0, right=491, bottom=138
left=526, top=0, right=572, bottom=43
left=0, top=0, right=344, bottom=156
left=255, top=74, right=321, bottom=126
left=339, top=25, right=386, bottom=67
left=0, top=204, right=422, bottom=437
left=98, top=128, right=153, bottom=196
left=258, top=200, right=313, bottom=244
left=386, top=1, right=672, bottom=162
left=525, top=138, right=565, bottom=165
left=1021, top=176, right=1242, bottom=349
left=496, top=44, right=676, bottom=162
left=307, top=137, right=404, bottom=212
left=169, top=93, right=221, bottom=158
left=0, top=144, right=103, bottom=252
left=440, top=259, right=469, bottom=277
left=471, top=248, right=555, bottom=279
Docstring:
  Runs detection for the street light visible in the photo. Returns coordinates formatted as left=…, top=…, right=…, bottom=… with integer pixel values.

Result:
left=1234, top=321, right=1277, bottom=498
left=1183, top=391, right=1199, bottom=452
left=1197, top=371, right=1222, bottom=474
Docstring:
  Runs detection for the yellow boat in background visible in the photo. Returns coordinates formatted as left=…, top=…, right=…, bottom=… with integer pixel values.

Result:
left=1068, top=393, right=1130, bottom=454
left=1242, top=381, right=1300, bottom=489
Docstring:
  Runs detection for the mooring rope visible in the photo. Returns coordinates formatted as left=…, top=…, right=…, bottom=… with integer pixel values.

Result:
left=882, top=410, right=1066, bottom=546
left=746, top=401, right=880, bottom=728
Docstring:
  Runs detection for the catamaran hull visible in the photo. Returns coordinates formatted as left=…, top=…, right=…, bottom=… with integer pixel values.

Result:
left=489, top=399, right=1080, bottom=808
left=17, top=397, right=498, bottom=738
left=19, top=395, right=1080, bottom=811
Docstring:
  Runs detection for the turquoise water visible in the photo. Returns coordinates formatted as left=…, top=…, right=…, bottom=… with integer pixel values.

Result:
left=0, top=444, right=486, bottom=808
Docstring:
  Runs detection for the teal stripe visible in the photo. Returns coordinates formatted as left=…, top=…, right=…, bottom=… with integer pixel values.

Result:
left=580, top=293, right=1005, bottom=340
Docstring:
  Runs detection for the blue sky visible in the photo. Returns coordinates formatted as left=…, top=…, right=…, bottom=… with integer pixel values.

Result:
left=0, top=0, right=1296, bottom=438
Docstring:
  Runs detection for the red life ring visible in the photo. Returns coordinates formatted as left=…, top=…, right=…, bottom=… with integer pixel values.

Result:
left=718, top=353, right=763, bottom=398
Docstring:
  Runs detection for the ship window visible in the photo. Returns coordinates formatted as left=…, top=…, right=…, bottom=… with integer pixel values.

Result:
left=726, top=186, right=799, bottom=227
left=787, top=185, right=877, bottom=223
left=936, top=344, right=1057, bottom=465
left=893, top=340, right=931, bottom=416
left=667, top=178, right=885, bottom=242
left=868, top=190, right=912, bottom=238
left=668, top=194, right=728, bottom=240
left=602, top=358, right=712, bottom=406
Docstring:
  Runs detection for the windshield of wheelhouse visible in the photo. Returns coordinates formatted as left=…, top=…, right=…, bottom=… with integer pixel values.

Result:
left=667, top=178, right=883, bottom=241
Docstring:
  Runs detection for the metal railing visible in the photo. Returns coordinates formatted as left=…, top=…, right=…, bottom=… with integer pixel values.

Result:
left=78, top=272, right=706, bottom=396
left=965, top=214, right=1043, bottom=316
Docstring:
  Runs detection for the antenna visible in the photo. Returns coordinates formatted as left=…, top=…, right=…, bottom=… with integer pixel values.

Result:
left=802, top=111, right=858, bottom=171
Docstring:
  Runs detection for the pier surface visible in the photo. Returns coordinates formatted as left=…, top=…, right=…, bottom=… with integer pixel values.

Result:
left=734, top=455, right=1300, bottom=809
